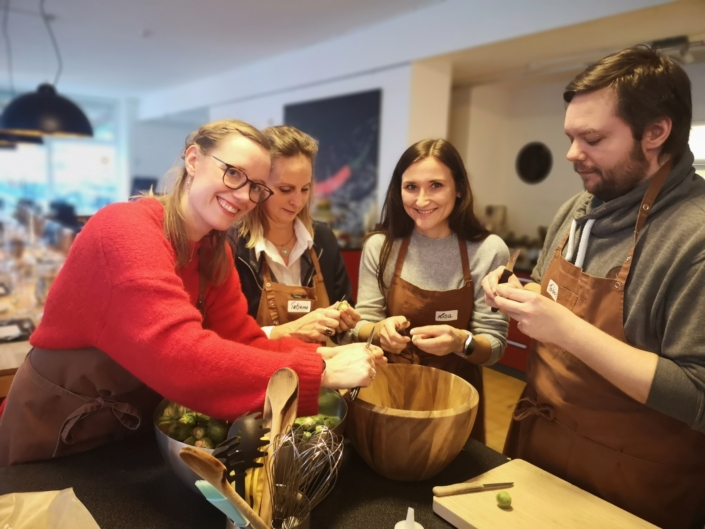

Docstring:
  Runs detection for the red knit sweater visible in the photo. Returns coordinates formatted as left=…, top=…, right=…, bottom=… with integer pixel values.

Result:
left=26, top=198, right=322, bottom=419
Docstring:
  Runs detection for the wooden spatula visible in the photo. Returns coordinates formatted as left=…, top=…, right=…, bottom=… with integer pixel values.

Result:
left=179, top=445, right=269, bottom=529
left=260, top=368, right=300, bottom=527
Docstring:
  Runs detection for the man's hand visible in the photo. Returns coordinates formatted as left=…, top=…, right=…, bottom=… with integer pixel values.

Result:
left=481, top=265, right=524, bottom=310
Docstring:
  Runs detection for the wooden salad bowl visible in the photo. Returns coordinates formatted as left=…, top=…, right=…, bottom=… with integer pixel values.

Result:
left=346, top=363, right=479, bottom=481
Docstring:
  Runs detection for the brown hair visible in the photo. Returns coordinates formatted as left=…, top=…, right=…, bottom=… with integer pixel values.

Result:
left=564, top=45, right=692, bottom=164
left=152, top=119, right=269, bottom=286
left=369, top=138, right=489, bottom=293
left=239, top=125, right=318, bottom=247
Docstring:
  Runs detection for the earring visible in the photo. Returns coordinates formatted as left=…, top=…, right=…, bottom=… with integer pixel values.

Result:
left=186, top=176, right=194, bottom=192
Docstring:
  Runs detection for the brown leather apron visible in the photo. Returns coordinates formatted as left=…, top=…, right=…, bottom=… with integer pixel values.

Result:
left=255, top=248, right=330, bottom=327
left=386, top=235, right=485, bottom=443
left=0, top=271, right=208, bottom=467
left=504, top=166, right=705, bottom=529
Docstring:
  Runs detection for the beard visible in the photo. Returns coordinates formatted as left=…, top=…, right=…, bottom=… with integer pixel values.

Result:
left=574, top=141, right=649, bottom=202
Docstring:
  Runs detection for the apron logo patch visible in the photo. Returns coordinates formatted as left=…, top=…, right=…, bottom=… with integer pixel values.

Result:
left=288, top=300, right=312, bottom=313
left=435, top=310, right=458, bottom=322
left=547, top=279, right=559, bottom=301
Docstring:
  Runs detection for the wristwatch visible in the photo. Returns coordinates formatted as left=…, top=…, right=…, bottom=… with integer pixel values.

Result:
left=456, top=331, right=476, bottom=358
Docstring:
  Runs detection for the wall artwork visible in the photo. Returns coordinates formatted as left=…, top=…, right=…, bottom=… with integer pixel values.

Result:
left=284, top=89, right=381, bottom=249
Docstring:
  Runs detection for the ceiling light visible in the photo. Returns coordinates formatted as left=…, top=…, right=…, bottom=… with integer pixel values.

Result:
left=0, top=0, right=93, bottom=137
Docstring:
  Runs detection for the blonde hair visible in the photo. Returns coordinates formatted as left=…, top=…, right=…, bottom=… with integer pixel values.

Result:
left=239, top=125, right=318, bottom=248
left=150, top=119, right=269, bottom=286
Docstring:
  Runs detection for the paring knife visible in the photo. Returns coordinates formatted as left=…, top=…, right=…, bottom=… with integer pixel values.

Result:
left=432, top=481, right=514, bottom=497
left=491, top=248, right=522, bottom=313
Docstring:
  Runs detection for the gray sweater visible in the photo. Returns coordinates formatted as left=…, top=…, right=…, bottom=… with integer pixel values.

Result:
left=354, top=230, right=509, bottom=365
left=533, top=150, right=705, bottom=432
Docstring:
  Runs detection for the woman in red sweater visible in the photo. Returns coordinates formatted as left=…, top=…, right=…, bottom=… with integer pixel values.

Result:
left=0, top=119, right=383, bottom=466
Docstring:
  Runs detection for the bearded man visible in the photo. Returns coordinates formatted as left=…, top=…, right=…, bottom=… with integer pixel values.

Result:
left=483, top=45, right=705, bottom=529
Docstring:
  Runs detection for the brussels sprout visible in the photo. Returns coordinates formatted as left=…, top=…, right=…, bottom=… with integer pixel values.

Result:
left=157, top=420, right=174, bottom=435
left=207, top=422, right=227, bottom=444
left=496, top=491, right=512, bottom=509
left=195, top=437, right=215, bottom=449
left=168, top=423, right=192, bottom=442
left=194, top=412, right=210, bottom=426
left=337, top=301, right=349, bottom=311
left=183, top=436, right=196, bottom=446
left=178, top=413, right=197, bottom=427
left=192, top=426, right=207, bottom=440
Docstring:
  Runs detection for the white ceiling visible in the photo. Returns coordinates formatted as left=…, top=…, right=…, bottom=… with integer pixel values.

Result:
left=0, top=0, right=441, bottom=96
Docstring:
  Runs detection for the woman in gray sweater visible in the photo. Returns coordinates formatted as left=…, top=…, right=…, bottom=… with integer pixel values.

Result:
left=354, top=139, right=509, bottom=442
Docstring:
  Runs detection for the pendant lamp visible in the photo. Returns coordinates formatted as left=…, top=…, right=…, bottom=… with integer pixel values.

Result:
left=0, top=83, right=92, bottom=137
left=0, top=131, right=44, bottom=145
left=0, top=0, right=93, bottom=137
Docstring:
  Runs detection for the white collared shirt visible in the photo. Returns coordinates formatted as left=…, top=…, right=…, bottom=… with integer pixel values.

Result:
left=253, top=219, right=314, bottom=338
left=254, top=218, right=314, bottom=287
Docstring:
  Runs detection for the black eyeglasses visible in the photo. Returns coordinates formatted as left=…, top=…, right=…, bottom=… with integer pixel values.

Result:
left=211, top=155, right=273, bottom=204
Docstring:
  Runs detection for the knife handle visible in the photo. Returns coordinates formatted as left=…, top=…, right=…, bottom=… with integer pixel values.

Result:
left=433, top=482, right=486, bottom=497
left=491, top=268, right=516, bottom=313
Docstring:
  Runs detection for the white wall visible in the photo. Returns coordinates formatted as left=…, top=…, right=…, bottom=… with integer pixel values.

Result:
left=209, top=63, right=412, bottom=215
left=140, top=0, right=667, bottom=120
left=451, top=61, right=705, bottom=239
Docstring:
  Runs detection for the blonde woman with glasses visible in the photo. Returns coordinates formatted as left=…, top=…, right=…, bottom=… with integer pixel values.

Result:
left=0, top=119, right=384, bottom=467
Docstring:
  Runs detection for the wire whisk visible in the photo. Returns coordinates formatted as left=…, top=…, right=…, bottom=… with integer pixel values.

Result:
left=267, top=425, right=344, bottom=528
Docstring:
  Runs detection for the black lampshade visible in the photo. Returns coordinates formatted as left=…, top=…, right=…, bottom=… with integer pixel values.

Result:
left=0, top=83, right=93, bottom=137
left=0, top=131, right=44, bottom=145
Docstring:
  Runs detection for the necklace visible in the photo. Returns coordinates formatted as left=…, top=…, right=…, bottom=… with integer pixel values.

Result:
left=270, top=231, right=296, bottom=257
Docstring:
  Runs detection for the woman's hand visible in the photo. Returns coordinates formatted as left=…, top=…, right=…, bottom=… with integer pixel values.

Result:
left=409, top=325, right=467, bottom=356
left=318, top=342, right=387, bottom=389
left=271, top=307, right=342, bottom=342
left=376, top=316, right=411, bottom=354
left=336, top=303, right=361, bottom=333
left=481, top=265, right=524, bottom=310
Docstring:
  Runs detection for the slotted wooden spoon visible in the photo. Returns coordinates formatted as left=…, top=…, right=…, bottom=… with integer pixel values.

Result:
left=260, top=368, right=300, bottom=527
left=179, top=445, right=269, bottom=529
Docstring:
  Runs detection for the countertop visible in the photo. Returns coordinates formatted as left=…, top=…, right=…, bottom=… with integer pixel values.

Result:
left=0, top=431, right=508, bottom=528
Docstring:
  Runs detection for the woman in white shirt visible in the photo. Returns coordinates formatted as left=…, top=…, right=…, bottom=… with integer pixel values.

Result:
left=230, top=125, right=360, bottom=343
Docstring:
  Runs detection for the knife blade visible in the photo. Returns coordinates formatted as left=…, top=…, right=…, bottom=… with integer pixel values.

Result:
left=432, top=481, right=514, bottom=497
left=491, top=248, right=522, bottom=313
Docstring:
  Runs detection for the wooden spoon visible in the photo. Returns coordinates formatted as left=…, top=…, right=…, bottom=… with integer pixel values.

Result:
left=179, top=445, right=269, bottom=529
left=260, top=368, right=300, bottom=527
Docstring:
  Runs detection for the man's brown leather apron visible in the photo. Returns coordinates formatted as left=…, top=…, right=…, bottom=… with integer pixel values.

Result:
left=386, top=236, right=485, bottom=443
left=255, top=248, right=330, bottom=327
left=504, top=166, right=705, bottom=529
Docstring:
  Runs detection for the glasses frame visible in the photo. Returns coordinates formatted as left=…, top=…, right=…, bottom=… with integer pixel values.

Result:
left=210, top=155, right=273, bottom=204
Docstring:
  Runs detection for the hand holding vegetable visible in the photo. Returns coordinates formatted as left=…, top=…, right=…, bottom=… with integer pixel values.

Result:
left=270, top=307, right=342, bottom=342
left=336, top=301, right=361, bottom=333
left=376, top=316, right=411, bottom=354
left=319, top=342, right=386, bottom=389
left=410, top=325, right=468, bottom=356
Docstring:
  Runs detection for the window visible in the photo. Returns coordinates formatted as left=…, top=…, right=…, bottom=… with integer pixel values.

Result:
left=690, top=123, right=705, bottom=178
left=0, top=92, right=121, bottom=216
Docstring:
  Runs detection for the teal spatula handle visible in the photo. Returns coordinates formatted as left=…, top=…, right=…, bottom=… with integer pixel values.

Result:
left=195, top=480, right=250, bottom=527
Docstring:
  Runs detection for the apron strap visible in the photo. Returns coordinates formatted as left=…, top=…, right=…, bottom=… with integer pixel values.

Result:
left=57, top=398, right=141, bottom=450
left=393, top=236, right=411, bottom=280
left=633, top=161, right=671, bottom=241
left=512, top=397, right=556, bottom=422
left=457, top=239, right=472, bottom=287
left=259, top=261, right=281, bottom=325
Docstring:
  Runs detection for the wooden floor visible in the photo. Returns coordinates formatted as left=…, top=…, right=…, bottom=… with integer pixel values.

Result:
left=483, top=366, right=526, bottom=453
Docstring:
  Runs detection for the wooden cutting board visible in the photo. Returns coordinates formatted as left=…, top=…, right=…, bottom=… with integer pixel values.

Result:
left=433, top=459, right=657, bottom=528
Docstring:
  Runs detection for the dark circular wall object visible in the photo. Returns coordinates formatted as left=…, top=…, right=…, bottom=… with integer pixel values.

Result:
left=515, top=142, right=552, bottom=184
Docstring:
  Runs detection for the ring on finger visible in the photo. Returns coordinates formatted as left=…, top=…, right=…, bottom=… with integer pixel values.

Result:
left=370, top=368, right=377, bottom=380
left=324, top=327, right=334, bottom=336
